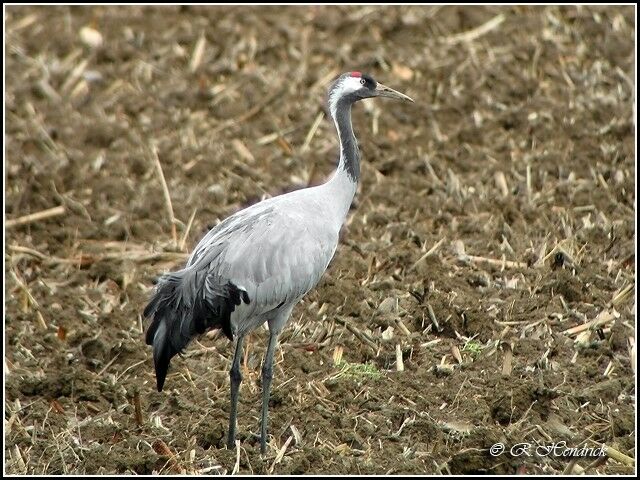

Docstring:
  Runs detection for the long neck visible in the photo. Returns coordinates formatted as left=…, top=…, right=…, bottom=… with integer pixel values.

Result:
left=320, top=97, right=359, bottom=226
left=333, top=98, right=360, bottom=183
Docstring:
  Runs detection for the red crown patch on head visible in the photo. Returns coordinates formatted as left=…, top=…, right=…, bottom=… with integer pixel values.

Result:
left=350, top=71, right=362, bottom=78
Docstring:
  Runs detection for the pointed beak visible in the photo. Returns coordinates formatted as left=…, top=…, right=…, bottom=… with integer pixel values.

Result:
left=374, top=83, right=414, bottom=102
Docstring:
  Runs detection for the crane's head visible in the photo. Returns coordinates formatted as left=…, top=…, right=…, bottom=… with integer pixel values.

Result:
left=328, top=71, right=414, bottom=117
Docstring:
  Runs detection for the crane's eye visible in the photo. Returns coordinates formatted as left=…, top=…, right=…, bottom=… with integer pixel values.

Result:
left=360, top=78, right=366, bottom=86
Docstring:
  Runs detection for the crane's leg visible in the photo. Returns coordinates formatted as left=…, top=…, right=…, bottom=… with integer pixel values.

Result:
left=260, top=331, right=278, bottom=454
left=227, top=334, right=245, bottom=449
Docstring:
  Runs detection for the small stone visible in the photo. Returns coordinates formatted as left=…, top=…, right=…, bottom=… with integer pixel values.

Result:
left=79, top=26, right=103, bottom=48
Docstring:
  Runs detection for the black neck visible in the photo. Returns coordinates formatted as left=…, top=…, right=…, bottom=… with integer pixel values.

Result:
left=333, top=97, right=360, bottom=182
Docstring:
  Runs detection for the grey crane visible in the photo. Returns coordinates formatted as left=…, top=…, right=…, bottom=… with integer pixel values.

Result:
left=144, top=71, right=413, bottom=453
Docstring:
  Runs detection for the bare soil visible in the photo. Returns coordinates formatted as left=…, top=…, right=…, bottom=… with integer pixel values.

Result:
left=5, top=5, right=636, bottom=475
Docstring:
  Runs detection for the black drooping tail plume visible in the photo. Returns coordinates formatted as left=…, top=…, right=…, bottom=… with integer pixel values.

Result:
left=143, top=268, right=250, bottom=391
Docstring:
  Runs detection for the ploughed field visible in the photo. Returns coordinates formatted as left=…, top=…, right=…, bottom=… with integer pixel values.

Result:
left=5, top=5, right=635, bottom=474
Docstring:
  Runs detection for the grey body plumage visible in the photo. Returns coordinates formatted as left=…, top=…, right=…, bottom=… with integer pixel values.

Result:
left=144, top=71, right=413, bottom=453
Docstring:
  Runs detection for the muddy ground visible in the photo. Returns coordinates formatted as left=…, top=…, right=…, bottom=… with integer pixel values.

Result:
left=4, top=5, right=636, bottom=475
